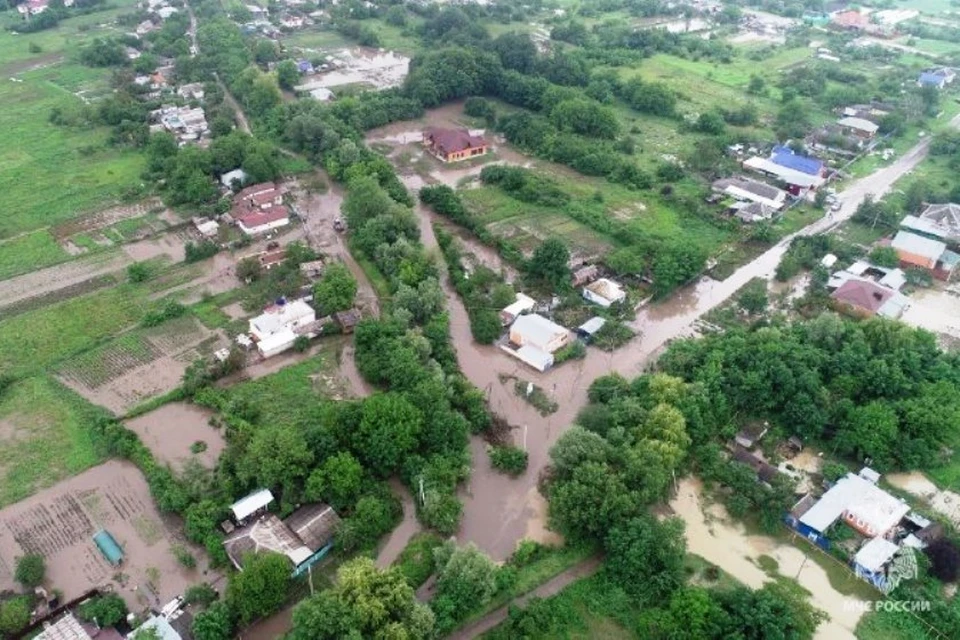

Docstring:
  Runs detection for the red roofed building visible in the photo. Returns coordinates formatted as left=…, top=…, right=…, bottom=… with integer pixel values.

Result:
left=236, top=182, right=282, bottom=209
left=423, top=127, right=489, bottom=163
left=832, top=10, right=870, bottom=30
left=237, top=206, right=290, bottom=236
left=830, top=279, right=908, bottom=319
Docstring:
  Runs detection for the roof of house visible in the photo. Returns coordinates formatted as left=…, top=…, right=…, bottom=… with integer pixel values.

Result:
left=742, top=157, right=825, bottom=188
left=35, top=613, right=94, bottom=640
left=854, top=537, right=900, bottom=573
left=235, top=182, right=277, bottom=200
left=732, top=201, right=776, bottom=222
left=731, top=446, right=779, bottom=483
left=919, top=202, right=960, bottom=233
left=713, top=176, right=784, bottom=202
left=128, top=616, right=181, bottom=640
left=250, top=299, right=315, bottom=337
left=771, top=146, right=824, bottom=176
left=831, top=279, right=895, bottom=314
left=224, top=504, right=341, bottom=569
left=837, top=116, right=879, bottom=134
left=878, top=269, right=906, bottom=291
left=578, top=316, right=607, bottom=335
left=511, top=314, right=568, bottom=348
left=424, top=127, right=487, bottom=155
left=892, top=230, right=947, bottom=261
left=919, top=72, right=946, bottom=85
left=502, top=292, right=536, bottom=318
left=833, top=10, right=869, bottom=28
left=334, top=308, right=361, bottom=328
left=236, top=205, right=290, bottom=230
left=571, top=264, right=599, bottom=285
left=901, top=214, right=948, bottom=240
left=284, top=503, right=341, bottom=552
left=799, top=472, right=909, bottom=534
left=230, top=488, right=275, bottom=521
left=584, top=278, right=626, bottom=302
left=514, top=344, right=554, bottom=371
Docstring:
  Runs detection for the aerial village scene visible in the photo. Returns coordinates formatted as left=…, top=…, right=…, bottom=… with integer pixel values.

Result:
left=5, top=0, right=960, bottom=639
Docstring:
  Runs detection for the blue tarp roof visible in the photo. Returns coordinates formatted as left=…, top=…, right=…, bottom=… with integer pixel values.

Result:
left=919, top=72, right=945, bottom=85
left=93, top=529, right=123, bottom=565
left=771, top=146, right=824, bottom=176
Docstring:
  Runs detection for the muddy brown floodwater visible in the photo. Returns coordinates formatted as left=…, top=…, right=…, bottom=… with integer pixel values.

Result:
left=0, top=460, right=222, bottom=612
left=124, top=403, right=225, bottom=470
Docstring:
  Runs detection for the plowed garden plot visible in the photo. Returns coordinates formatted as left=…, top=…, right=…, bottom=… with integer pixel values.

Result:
left=58, top=317, right=226, bottom=415
left=0, top=460, right=220, bottom=612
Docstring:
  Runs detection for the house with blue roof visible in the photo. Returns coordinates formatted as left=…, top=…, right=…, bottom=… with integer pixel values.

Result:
left=770, top=145, right=824, bottom=176
left=918, top=68, right=955, bottom=89
left=296, top=59, right=314, bottom=74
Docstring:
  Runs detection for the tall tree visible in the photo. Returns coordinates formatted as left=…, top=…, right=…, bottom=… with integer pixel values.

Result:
left=312, top=263, right=358, bottom=313
left=226, top=552, right=292, bottom=626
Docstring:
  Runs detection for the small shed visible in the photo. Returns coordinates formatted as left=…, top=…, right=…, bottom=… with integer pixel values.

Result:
left=576, top=317, right=607, bottom=341
left=230, top=488, right=275, bottom=524
left=334, top=308, right=361, bottom=333
left=93, top=529, right=124, bottom=566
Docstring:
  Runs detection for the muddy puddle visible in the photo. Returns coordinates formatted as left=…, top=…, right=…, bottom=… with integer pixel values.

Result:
left=125, top=403, right=225, bottom=470
left=240, top=605, right=294, bottom=640
left=0, top=460, right=222, bottom=612
left=886, top=472, right=960, bottom=529
left=671, top=477, right=868, bottom=639
left=900, top=288, right=960, bottom=342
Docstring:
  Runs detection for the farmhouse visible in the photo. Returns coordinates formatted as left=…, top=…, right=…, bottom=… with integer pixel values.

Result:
left=798, top=471, right=910, bottom=539
left=918, top=69, right=955, bottom=89
left=504, top=314, right=572, bottom=372
left=743, top=146, right=826, bottom=193
left=837, top=116, right=879, bottom=139
left=177, top=82, right=205, bottom=101
left=248, top=299, right=316, bottom=357
left=891, top=230, right=959, bottom=279
left=423, top=127, right=489, bottom=163
left=730, top=201, right=776, bottom=223
left=224, top=504, right=341, bottom=576
left=153, top=105, right=209, bottom=145
left=712, top=177, right=787, bottom=210
left=582, top=278, right=626, bottom=307
left=34, top=611, right=122, bottom=640
left=914, top=202, right=960, bottom=242
left=500, top=292, right=536, bottom=326
left=232, top=183, right=289, bottom=236
left=236, top=207, right=290, bottom=236
left=236, top=182, right=283, bottom=209
left=830, top=279, right=908, bottom=319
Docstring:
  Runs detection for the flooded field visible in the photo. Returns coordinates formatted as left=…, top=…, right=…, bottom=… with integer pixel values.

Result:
left=900, top=288, right=960, bottom=345
left=886, top=472, right=960, bottom=529
left=124, top=403, right=225, bottom=470
left=58, top=317, right=226, bottom=415
left=671, top=477, right=869, bottom=640
left=294, top=48, right=409, bottom=92
left=0, top=460, right=220, bottom=612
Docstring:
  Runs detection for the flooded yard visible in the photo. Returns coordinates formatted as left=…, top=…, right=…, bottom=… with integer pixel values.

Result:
left=900, top=288, right=960, bottom=345
left=670, top=477, right=870, bottom=640
left=294, top=48, right=409, bottom=92
left=0, top=460, right=221, bottom=612
left=886, top=471, right=960, bottom=529
left=124, top=403, right=225, bottom=470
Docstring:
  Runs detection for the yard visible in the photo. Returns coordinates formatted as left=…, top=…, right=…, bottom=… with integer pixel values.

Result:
left=0, top=376, right=107, bottom=507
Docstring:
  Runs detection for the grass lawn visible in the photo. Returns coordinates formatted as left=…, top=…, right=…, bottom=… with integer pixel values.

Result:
left=282, top=28, right=353, bottom=52
left=909, top=37, right=960, bottom=56
left=391, top=532, right=444, bottom=589
left=0, top=284, right=152, bottom=378
left=0, top=376, right=108, bottom=507
left=857, top=608, right=940, bottom=640
left=0, top=229, right=70, bottom=280
left=0, top=67, right=145, bottom=241
left=222, top=342, right=348, bottom=429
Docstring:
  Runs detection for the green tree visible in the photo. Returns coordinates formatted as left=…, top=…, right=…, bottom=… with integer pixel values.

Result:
left=14, top=553, right=45, bottom=588
left=226, top=552, right=291, bottom=626
left=127, top=261, right=152, bottom=283
left=184, top=583, right=219, bottom=607
left=312, top=263, right=357, bottom=313
left=356, top=393, right=422, bottom=476
left=548, top=461, right=640, bottom=542
left=78, top=594, right=128, bottom=628
left=0, top=597, right=30, bottom=637
left=431, top=542, right=499, bottom=629
left=525, top=238, right=570, bottom=291
left=192, top=601, right=233, bottom=640
left=868, top=246, right=899, bottom=268
left=738, top=280, right=769, bottom=315
left=305, top=452, right=364, bottom=510
left=239, top=425, right=314, bottom=495
left=289, top=558, right=434, bottom=639
left=604, top=514, right=686, bottom=605
left=276, top=59, right=300, bottom=91
left=696, top=110, right=726, bottom=135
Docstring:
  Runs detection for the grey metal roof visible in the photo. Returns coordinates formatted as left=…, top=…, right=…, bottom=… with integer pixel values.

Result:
left=892, top=231, right=947, bottom=261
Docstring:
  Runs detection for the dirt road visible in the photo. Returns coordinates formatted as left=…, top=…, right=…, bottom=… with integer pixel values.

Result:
left=445, top=557, right=601, bottom=640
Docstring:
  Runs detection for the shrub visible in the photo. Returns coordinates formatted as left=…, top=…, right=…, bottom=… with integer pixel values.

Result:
left=553, top=341, right=586, bottom=363
left=490, top=445, right=528, bottom=476
left=14, top=553, right=45, bottom=588
left=185, top=240, right=219, bottom=263
left=78, top=594, right=128, bottom=628
left=184, top=583, right=219, bottom=607
left=127, top=261, right=152, bottom=283
left=173, top=545, right=197, bottom=569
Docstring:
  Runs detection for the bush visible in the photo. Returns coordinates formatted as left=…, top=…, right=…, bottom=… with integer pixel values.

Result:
left=185, top=240, right=219, bottom=263
left=184, top=583, right=219, bottom=607
left=173, top=544, right=197, bottom=569
left=553, top=341, right=586, bottom=363
left=127, top=261, right=152, bottom=283
left=0, top=597, right=30, bottom=637
left=78, top=594, right=128, bottom=628
left=489, top=445, right=528, bottom=476
left=141, top=300, right=187, bottom=327
left=592, top=321, right=634, bottom=351
left=14, top=553, right=45, bottom=588
left=821, top=461, right=848, bottom=483
left=293, top=335, right=311, bottom=353
left=868, top=246, right=899, bottom=268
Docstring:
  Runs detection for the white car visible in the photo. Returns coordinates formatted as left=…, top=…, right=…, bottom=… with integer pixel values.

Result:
left=830, top=201, right=841, bottom=212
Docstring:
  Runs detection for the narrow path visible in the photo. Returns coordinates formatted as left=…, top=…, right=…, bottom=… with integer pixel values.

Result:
left=375, top=480, right=422, bottom=568
left=444, top=557, right=602, bottom=640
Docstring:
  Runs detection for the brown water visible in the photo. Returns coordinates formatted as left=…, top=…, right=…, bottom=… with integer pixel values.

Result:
left=375, top=479, right=422, bottom=569
left=240, top=606, right=294, bottom=640
left=124, top=402, right=225, bottom=470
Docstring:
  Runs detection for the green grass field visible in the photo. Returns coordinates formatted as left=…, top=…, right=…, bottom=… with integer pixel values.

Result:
left=0, top=71, right=145, bottom=241
left=0, top=376, right=107, bottom=507
left=0, top=284, right=152, bottom=378
left=0, top=230, right=70, bottom=280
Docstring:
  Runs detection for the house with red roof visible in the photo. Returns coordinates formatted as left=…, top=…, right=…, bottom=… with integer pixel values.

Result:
left=830, top=279, right=908, bottom=319
left=423, top=127, right=489, bottom=163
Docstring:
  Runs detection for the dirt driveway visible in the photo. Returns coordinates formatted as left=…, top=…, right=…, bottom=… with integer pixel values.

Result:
left=0, top=460, right=220, bottom=613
